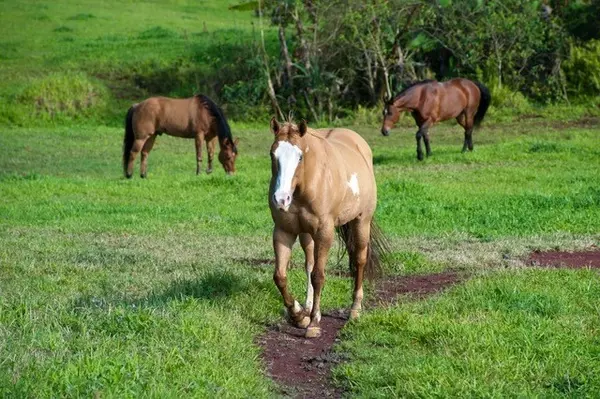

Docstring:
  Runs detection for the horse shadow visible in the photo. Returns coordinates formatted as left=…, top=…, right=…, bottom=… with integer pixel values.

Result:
left=148, top=271, right=249, bottom=304
left=71, top=270, right=266, bottom=312
left=373, top=154, right=404, bottom=165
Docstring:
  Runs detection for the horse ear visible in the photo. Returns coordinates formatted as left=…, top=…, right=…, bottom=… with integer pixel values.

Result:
left=233, top=137, right=239, bottom=146
left=298, top=119, right=307, bottom=137
left=223, top=137, right=230, bottom=146
left=270, top=117, right=280, bottom=135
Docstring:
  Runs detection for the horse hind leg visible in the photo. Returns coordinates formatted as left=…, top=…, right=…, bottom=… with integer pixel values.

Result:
left=464, top=113, right=475, bottom=152
left=140, top=134, right=157, bottom=178
left=346, top=219, right=370, bottom=320
left=457, top=113, right=471, bottom=153
left=126, top=139, right=145, bottom=179
left=422, top=129, right=432, bottom=158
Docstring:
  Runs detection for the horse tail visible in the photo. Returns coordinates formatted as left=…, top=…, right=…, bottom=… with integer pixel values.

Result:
left=195, top=94, right=236, bottom=153
left=123, top=105, right=135, bottom=177
left=336, top=220, right=391, bottom=280
left=473, top=80, right=491, bottom=128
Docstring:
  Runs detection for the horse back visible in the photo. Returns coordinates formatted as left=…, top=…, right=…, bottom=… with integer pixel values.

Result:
left=445, top=79, right=481, bottom=109
left=313, top=128, right=377, bottom=222
left=134, top=96, right=206, bottom=138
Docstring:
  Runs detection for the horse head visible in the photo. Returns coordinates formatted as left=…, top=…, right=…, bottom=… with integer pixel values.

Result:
left=269, top=117, right=308, bottom=212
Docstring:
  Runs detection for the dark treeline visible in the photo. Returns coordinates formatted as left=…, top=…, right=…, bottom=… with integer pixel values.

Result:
left=221, top=0, right=599, bottom=121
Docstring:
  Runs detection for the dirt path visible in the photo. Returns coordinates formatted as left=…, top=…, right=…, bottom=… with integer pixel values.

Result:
left=527, top=248, right=600, bottom=269
left=259, top=271, right=465, bottom=398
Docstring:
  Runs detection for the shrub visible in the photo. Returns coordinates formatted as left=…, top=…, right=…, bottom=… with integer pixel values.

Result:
left=14, top=72, right=110, bottom=123
left=563, top=39, right=600, bottom=97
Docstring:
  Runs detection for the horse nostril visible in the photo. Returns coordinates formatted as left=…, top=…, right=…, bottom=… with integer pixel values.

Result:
left=286, top=195, right=291, bottom=202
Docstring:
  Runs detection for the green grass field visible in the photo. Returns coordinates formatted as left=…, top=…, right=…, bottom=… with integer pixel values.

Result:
left=0, top=0, right=266, bottom=125
left=2, top=0, right=600, bottom=397
left=1, top=120, right=599, bottom=396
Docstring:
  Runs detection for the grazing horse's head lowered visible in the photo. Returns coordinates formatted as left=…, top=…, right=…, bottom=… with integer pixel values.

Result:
left=379, top=78, right=491, bottom=160
left=123, top=94, right=239, bottom=178
left=381, top=99, right=401, bottom=137
left=219, top=137, right=239, bottom=175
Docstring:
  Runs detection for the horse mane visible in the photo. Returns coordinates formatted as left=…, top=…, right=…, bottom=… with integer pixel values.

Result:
left=279, top=116, right=326, bottom=141
left=195, top=94, right=237, bottom=153
left=392, top=79, right=436, bottom=102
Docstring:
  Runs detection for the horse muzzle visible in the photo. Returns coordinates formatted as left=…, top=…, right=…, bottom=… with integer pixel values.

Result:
left=381, top=128, right=390, bottom=136
left=272, top=192, right=292, bottom=212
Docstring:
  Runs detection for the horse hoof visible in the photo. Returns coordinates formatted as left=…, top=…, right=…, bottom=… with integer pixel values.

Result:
left=349, top=310, right=360, bottom=320
left=125, top=174, right=133, bottom=179
left=206, top=168, right=213, bottom=174
left=296, top=316, right=311, bottom=329
left=305, top=327, right=321, bottom=338
left=140, top=174, right=147, bottom=179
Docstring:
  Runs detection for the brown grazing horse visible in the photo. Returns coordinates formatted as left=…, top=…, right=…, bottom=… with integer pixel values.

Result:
left=268, top=118, right=388, bottom=338
left=123, top=94, right=239, bottom=178
left=381, top=78, right=491, bottom=160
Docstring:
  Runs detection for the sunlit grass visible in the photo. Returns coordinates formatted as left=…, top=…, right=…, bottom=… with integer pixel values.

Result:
left=0, top=120, right=599, bottom=396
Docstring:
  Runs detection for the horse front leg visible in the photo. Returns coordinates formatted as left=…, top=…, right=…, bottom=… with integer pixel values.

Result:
left=305, top=224, right=334, bottom=338
left=205, top=136, right=217, bottom=174
left=273, top=227, right=309, bottom=328
left=195, top=133, right=204, bottom=175
left=300, top=233, right=315, bottom=313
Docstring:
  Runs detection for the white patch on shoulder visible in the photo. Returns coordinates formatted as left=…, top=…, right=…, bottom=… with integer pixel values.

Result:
left=305, top=146, right=310, bottom=153
left=347, top=173, right=359, bottom=196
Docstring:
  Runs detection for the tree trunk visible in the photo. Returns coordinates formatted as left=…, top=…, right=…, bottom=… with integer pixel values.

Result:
left=278, top=24, right=294, bottom=90
left=259, top=0, right=283, bottom=119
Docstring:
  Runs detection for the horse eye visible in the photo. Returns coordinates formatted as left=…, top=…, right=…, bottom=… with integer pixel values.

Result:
left=299, top=154, right=303, bottom=161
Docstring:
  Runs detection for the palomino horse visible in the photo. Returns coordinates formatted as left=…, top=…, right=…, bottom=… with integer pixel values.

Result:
left=268, top=118, right=388, bottom=338
left=123, top=94, right=239, bottom=178
left=381, top=78, right=491, bottom=160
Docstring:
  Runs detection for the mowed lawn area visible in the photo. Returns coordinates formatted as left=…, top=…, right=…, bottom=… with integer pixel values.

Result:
left=1, top=120, right=599, bottom=396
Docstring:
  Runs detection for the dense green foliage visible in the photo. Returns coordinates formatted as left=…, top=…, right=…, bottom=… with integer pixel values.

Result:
left=1, top=121, right=599, bottom=396
left=260, top=0, right=599, bottom=120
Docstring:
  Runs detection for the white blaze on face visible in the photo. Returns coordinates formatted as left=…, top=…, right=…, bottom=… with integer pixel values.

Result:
left=273, top=141, right=303, bottom=210
left=347, top=173, right=359, bottom=196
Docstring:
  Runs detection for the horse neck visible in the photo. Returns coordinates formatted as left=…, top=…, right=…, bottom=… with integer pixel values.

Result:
left=394, top=89, right=419, bottom=111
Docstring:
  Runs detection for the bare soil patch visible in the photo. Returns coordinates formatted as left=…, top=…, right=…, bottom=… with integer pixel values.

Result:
left=527, top=248, right=600, bottom=269
left=259, top=271, right=465, bottom=398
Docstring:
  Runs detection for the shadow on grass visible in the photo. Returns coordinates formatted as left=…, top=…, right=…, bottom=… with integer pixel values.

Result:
left=373, top=154, right=404, bottom=165
left=71, top=270, right=271, bottom=312
left=150, top=271, right=248, bottom=303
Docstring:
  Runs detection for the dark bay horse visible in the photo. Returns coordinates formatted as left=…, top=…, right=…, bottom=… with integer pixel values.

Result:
left=123, top=94, right=239, bottom=178
left=381, top=78, right=491, bottom=160
left=268, top=118, right=389, bottom=338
